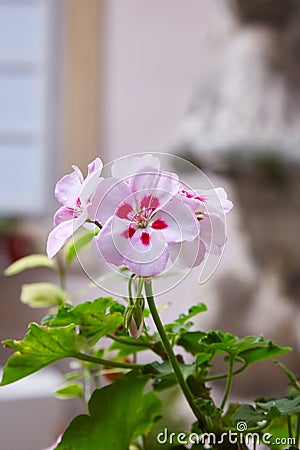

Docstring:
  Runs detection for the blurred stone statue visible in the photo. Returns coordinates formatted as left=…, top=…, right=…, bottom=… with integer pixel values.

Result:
left=175, top=0, right=300, bottom=395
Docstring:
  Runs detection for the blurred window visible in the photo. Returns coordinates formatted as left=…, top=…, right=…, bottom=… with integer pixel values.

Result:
left=0, top=0, right=58, bottom=216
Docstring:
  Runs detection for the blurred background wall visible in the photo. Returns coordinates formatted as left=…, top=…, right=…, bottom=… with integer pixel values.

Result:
left=1, top=0, right=300, bottom=447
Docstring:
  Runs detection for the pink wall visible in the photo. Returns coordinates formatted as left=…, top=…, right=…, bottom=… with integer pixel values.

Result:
left=102, top=0, right=232, bottom=161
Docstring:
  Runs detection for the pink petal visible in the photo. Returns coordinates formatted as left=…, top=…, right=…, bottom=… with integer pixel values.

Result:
left=129, top=169, right=180, bottom=208
left=87, top=157, right=103, bottom=175
left=111, top=154, right=161, bottom=179
left=151, top=219, right=168, bottom=230
left=47, top=213, right=87, bottom=258
left=93, top=217, right=127, bottom=267
left=71, top=165, right=84, bottom=183
left=53, top=206, right=74, bottom=226
left=54, top=171, right=82, bottom=207
left=140, top=195, right=160, bottom=211
left=125, top=247, right=169, bottom=277
left=196, top=188, right=233, bottom=214
left=47, top=220, right=74, bottom=258
left=95, top=215, right=169, bottom=276
left=152, top=199, right=199, bottom=243
left=124, top=229, right=169, bottom=276
left=123, top=228, right=167, bottom=264
left=200, top=213, right=226, bottom=254
left=178, top=187, right=233, bottom=216
left=88, top=178, right=132, bottom=223
left=169, top=238, right=206, bottom=269
left=80, top=164, right=103, bottom=205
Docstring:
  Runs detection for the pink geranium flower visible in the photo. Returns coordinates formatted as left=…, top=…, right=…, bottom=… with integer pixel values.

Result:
left=90, top=167, right=200, bottom=276
left=46, top=158, right=103, bottom=258
left=169, top=186, right=233, bottom=268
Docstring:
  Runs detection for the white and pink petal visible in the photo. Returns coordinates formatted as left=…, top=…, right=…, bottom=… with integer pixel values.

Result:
left=153, top=200, right=199, bottom=243
left=93, top=218, right=125, bottom=267
left=88, top=178, right=132, bottom=223
left=129, top=169, right=180, bottom=208
left=111, top=154, right=161, bottom=179
left=53, top=206, right=74, bottom=226
left=46, top=217, right=82, bottom=259
left=168, top=238, right=206, bottom=269
left=200, top=213, right=226, bottom=255
left=54, top=171, right=82, bottom=207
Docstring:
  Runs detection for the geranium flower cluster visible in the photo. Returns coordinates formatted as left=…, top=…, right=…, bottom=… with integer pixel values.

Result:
left=47, top=155, right=232, bottom=276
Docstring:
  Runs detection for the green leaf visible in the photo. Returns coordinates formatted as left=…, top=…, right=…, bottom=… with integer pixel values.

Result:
left=0, top=323, right=82, bottom=385
left=65, top=230, right=97, bottom=263
left=178, top=331, right=290, bottom=364
left=20, top=282, right=68, bottom=308
left=54, top=382, right=83, bottom=399
left=264, top=416, right=294, bottom=450
left=232, top=404, right=266, bottom=426
left=193, top=398, right=222, bottom=423
left=4, top=254, right=56, bottom=276
left=43, top=298, right=123, bottom=344
left=174, top=303, right=207, bottom=325
left=257, top=396, right=300, bottom=416
left=239, top=341, right=291, bottom=366
left=195, top=353, right=211, bottom=367
left=56, top=371, right=162, bottom=450
left=143, top=361, right=196, bottom=391
left=233, top=395, right=300, bottom=428
left=165, top=304, right=207, bottom=337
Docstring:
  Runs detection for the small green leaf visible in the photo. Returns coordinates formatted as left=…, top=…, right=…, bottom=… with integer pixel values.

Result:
left=177, top=331, right=209, bottom=355
left=56, top=371, right=162, bottom=450
left=43, top=298, right=123, bottom=344
left=239, top=341, right=291, bottom=366
left=0, top=323, right=83, bottom=385
left=232, top=404, right=266, bottom=426
left=143, top=361, right=196, bottom=391
left=195, top=353, right=211, bottom=367
left=165, top=304, right=207, bottom=338
left=193, top=398, right=222, bottom=423
left=175, top=303, right=207, bottom=325
left=54, top=382, right=83, bottom=399
left=20, top=282, right=68, bottom=308
left=178, top=331, right=291, bottom=364
left=65, top=230, right=97, bottom=263
left=4, top=254, right=56, bottom=276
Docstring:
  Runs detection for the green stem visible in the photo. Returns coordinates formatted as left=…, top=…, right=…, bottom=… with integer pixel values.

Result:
left=128, top=273, right=135, bottom=304
left=136, top=276, right=144, bottom=299
left=296, top=414, right=300, bottom=447
left=287, top=416, right=294, bottom=441
left=220, top=355, right=234, bottom=410
left=73, top=352, right=144, bottom=370
left=204, top=363, right=247, bottom=382
left=107, top=333, right=152, bottom=348
left=83, top=366, right=92, bottom=410
left=144, top=278, right=206, bottom=429
left=56, top=253, right=67, bottom=290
